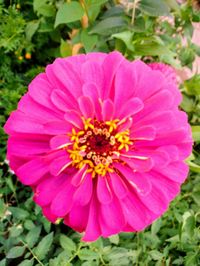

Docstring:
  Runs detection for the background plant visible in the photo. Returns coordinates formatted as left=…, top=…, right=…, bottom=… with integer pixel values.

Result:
left=0, top=0, right=200, bottom=265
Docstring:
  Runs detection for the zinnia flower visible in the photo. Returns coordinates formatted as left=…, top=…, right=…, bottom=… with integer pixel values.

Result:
left=4, top=51, right=193, bottom=241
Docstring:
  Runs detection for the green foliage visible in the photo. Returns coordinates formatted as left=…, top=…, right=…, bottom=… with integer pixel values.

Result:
left=0, top=0, right=200, bottom=265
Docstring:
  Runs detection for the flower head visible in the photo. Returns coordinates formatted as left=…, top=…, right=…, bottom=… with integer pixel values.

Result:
left=4, top=51, right=193, bottom=241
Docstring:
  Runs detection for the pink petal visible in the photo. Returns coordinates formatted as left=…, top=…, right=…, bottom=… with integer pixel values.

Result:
left=50, top=155, right=71, bottom=176
left=28, top=73, right=55, bottom=110
left=118, top=97, right=144, bottom=119
left=115, top=164, right=152, bottom=195
left=19, top=94, right=61, bottom=121
left=73, top=173, right=93, bottom=206
left=132, top=61, right=165, bottom=100
left=131, top=125, right=156, bottom=140
left=71, top=167, right=87, bottom=186
left=64, top=110, right=83, bottom=129
left=114, top=61, right=137, bottom=106
left=65, top=203, right=89, bottom=233
left=97, top=176, right=113, bottom=204
left=50, top=135, right=71, bottom=150
left=78, top=96, right=95, bottom=118
left=81, top=61, right=104, bottom=98
left=82, top=191, right=101, bottom=242
left=4, top=111, right=44, bottom=135
left=156, top=161, right=189, bottom=183
left=102, top=51, right=124, bottom=99
left=42, top=206, right=58, bottom=223
left=102, top=99, right=115, bottom=121
left=99, top=196, right=126, bottom=237
left=109, top=172, right=128, bottom=199
left=46, top=58, right=82, bottom=98
left=51, top=89, right=78, bottom=112
left=16, top=158, right=49, bottom=185
left=150, top=170, right=180, bottom=201
left=82, top=83, right=102, bottom=120
left=34, top=174, right=66, bottom=206
left=44, top=120, right=71, bottom=135
left=51, top=179, right=76, bottom=217
left=122, top=193, right=151, bottom=231
left=136, top=181, right=169, bottom=214
left=134, top=90, right=173, bottom=122
left=8, top=135, right=50, bottom=156
left=120, top=153, right=153, bottom=172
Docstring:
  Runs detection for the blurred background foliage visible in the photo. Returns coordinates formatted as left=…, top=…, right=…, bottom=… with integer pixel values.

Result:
left=0, top=0, right=200, bottom=265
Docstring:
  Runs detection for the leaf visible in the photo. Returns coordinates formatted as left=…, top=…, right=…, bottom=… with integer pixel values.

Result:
left=0, top=259, right=6, bottom=266
left=60, top=39, right=72, bottom=57
left=25, top=226, right=42, bottom=248
left=54, top=2, right=84, bottom=28
left=134, top=36, right=172, bottom=56
left=149, top=250, right=164, bottom=261
left=139, top=0, right=170, bottom=16
left=192, top=126, right=200, bottom=142
left=34, top=232, right=54, bottom=260
left=192, top=191, right=200, bottom=206
left=86, top=0, right=108, bottom=7
left=78, top=248, right=99, bottom=261
left=8, top=207, right=29, bottom=220
left=112, top=31, right=134, bottom=52
left=184, top=74, right=200, bottom=95
left=90, top=17, right=127, bottom=35
left=165, top=0, right=180, bottom=12
left=60, top=234, right=76, bottom=252
left=151, top=218, right=162, bottom=235
left=108, top=234, right=119, bottom=245
left=6, top=246, right=26, bottom=259
left=81, top=29, right=98, bottom=53
left=18, top=260, right=34, bottom=266
left=33, top=0, right=56, bottom=17
left=25, top=21, right=40, bottom=41
left=184, top=215, right=196, bottom=238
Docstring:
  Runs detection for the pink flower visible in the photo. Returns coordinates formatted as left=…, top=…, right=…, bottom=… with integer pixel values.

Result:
left=4, top=52, right=192, bottom=241
left=148, top=62, right=178, bottom=85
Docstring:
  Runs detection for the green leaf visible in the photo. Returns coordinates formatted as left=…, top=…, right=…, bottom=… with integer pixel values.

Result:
left=151, top=219, right=162, bottom=235
left=90, top=17, right=127, bottom=35
left=8, top=207, right=29, bottom=220
left=192, top=191, right=200, bottom=205
left=112, top=31, right=134, bottom=52
left=139, top=0, right=170, bottom=16
left=9, top=224, right=23, bottom=238
left=6, top=246, right=26, bottom=259
left=25, top=21, right=40, bottom=41
left=134, top=36, right=172, bottom=56
left=165, top=0, right=180, bottom=12
left=54, top=2, right=84, bottom=28
left=149, top=250, right=164, bottom=261
left=81, top=29, right=98, bottom=53
left=25, top=20, right=40, bottom=41
left=184, top=215, right=196, bottom=238
left=34, top=232, right=54, bottom=260
left=18, top=260, right=34, bottom=266
left=86, top=0, right=108, bottom=7
left=25, top=226, right=42, bottom=248
left=60, top=39, right=72, bottom=57
left=33, top=0, right=56, bottom=17
left=108, top=234, right=119, bottom=245
left=0, top=259, right=6, bottom=266
left=192, top=126, right=200, bottom=142
left=184, top=74, right=200, bottom=95
left=60, top=234, right=76, bottom=252
left=78, top=248, right=99, bottom=261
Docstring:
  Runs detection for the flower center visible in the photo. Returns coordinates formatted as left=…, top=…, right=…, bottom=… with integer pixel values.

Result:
left=68, top=118, right=132, bottom=177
